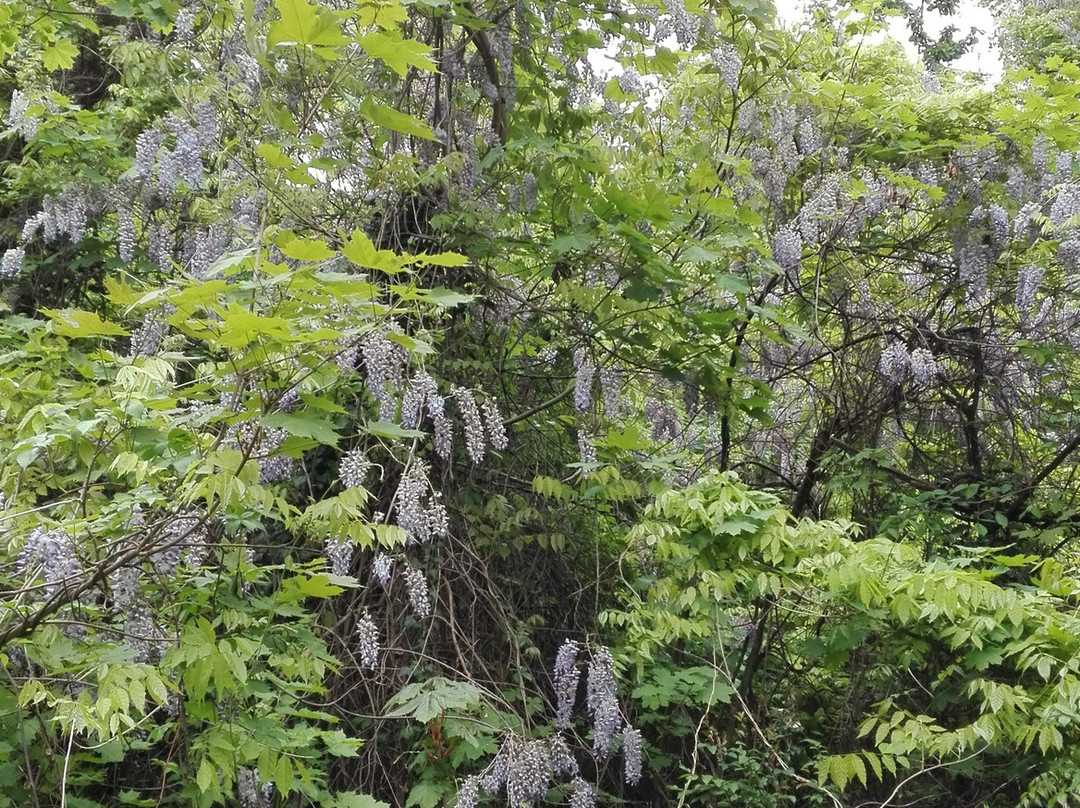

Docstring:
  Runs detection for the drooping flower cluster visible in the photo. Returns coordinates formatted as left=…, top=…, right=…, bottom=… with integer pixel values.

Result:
left=361, top=330, right=408, bottom=422
left=130, top=305, right=174, bottom=357
left=772, top=227, right=802, bottom=280
left=401, top=370, right=440, bottom=429
left=454, top=387, right=487, bottom=463
left=617, top=67, right=642, bottom=95
left=1016, top=264, right=1045, bottom=317
left=715, top=44, right=741, bottom=91
left=6, top=89, right=42, bottom=139
left=109, top=565, right=141, bottom=610
left=231, top=422, right=295, bottom=484
left=394, top=464, right=448, bottom=544
left=325, top=535, right=354, bottom=576
left=0, top=248, right=24, bottom=279
left=454, top=775, right=481, bottom=808
left=135, top=128, right=164, bottom=179
left=371, top=552, right=393, bottom=587
left=1050, top=184, right=1080, bottom=227
left=568, top=776, right=595, bottom=808
left=402, top=562, right=432, bottom=618
left=623, top=726, right=643, bottom=785
left=644, top=396, right=680, bottom=441
left=151, top=509, right=211, bottom=574
left=797, top=175, right=839, bottom=244
left=988, top=204, right=1010, bottom=246
left=482, top=741, right=510, bottom=794
left=577, top=430, right=597, bottom=472
left=506, top=739, right=552, bottom=807
left=599, top=366, right=622, bottom=417
left=237, top=768, right=272, bottom=808
left=909, top=348, right=942, bottom=386
left=523, top=172, right=538, bottom=213
left=483, top=401, right=509, bottom=450
left=667, top=0, right=700, bottom=47
left=16, top=528, right=81, bottom=598
left=339, top=448, right=373, bottom=490
left=549, top=732, right=578, bottom=777
left=554, top=639, right=581, bottom=728
left=797, top=116, right=822, bottom=156
left=355, top=612, right=380, bottom=669
left=586, top=647, right=622, bottom=757
left=573, top=348, right=595, bottom=412
left=125, top=600, right=171, bottom=663
left=21, top=188, right=92, bottom=245
left=879, top=342, right=910, bottom=385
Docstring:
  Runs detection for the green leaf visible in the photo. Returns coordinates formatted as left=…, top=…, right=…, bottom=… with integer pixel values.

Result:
left=267, top=0, right=349, bottom=49
left=289, top=573, right=345, bottom=598
left=278, top=234, right=337, bottom=261
left=274, top=754, right=292, bottom=794
left=42, top=39, right=80, bottom=70
left=332, top=795, right=391, bottom=808
left=362, top=420, right=425, bottom=439
left=341, top=230, right=402, bottom=273
left=258, top=143, right=296, bottom=168
left=322, top=730, right=363, bottom=757
left=412, top=251, right=469, bottom=267
left=384, top=678, right=483, bottom=723
left=357, top=31, right=435, bottom=76
left=43, top=309, right=129, bottom=337
left=359, top=98, right=436, bottom=141
left=262, top=412, right=342, bottom=447
left=196, top=759, right=215, bottom=794
left=550, top=232, right=595, bottom=253
left=424, top=287, right=473, bottom=309
left=404, top=781, right=445, bottom=808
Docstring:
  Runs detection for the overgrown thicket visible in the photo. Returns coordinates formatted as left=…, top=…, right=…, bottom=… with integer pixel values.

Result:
left=4, top=0, right=1080, bottom=807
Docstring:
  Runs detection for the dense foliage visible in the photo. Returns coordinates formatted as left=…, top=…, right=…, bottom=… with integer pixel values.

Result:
left=4, top=0, right=1080, bottom=806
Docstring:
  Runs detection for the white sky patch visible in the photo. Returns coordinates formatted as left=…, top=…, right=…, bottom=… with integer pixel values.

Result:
left=774, top=0, right=1002, bottom=82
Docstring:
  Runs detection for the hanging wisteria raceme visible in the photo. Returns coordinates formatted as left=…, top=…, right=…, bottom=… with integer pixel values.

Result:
left=402, top=563, right=432, bottom=619
left=568, top=776, right=595, bottom=808
left=371, top=552, right=393, bottom=588
left=393, top=464, right=448, bottom=544
left=361, top=329, right=408, bottom=422
left=644, top=396, right=680, bottom=442
left=453, top=775, right=480, bottom=808
left=325, top=536, right=353, bottom=576
left=623, top=726, right=643, bottom=785
left=124, top=600, right=171, bottom=663
left=401, top=371, right=440, bottom=430
left=522, top=172, right=538, bottom=213
left=909, top=348, right=942, bottom=386
left=454, top=387, right=487, bottom=463
left=879, top=342, right=910, bottom=385
left=506, top=738, right=552, bottom=807
left=715, top=43, right=741, bottom=91
left=573, top=348, right=595, bottom=412
left=772, top=227, right=802, bottom=281
left=599, top=366, right=622, bottom=417
left=481, top=740, right=510, bottom=795
left=549, top=732, right=579, bottom=778
left=586, top=647, right=622, bottom=757
left=1016, top=264, right=1045, bottom=318
left=482, top=401, right=509, bottom=451
left=339, top=448, right=373, bottom=490
left=553, top=638, right=580, bottom=729
left=577, top=431, right=597, bottom=473
left=0, top=248, right=24, bottom=279
left=355, top=612, right=380, bottom=669
left=130, top=305, right=174, bottom=357
left=16, top=528, right=81, bottom=599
